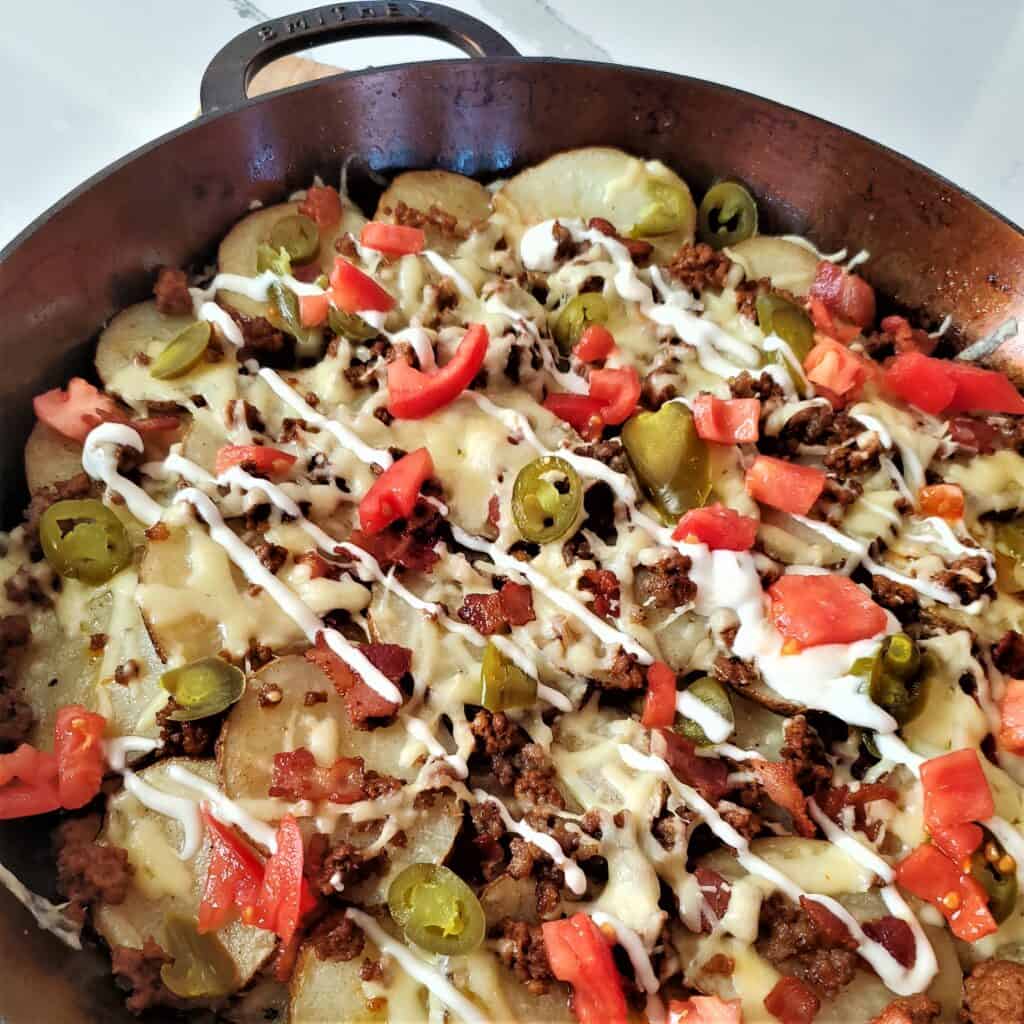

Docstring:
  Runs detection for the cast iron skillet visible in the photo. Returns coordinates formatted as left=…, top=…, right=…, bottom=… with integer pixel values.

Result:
left=1, top=2, right=1024, bottom=1018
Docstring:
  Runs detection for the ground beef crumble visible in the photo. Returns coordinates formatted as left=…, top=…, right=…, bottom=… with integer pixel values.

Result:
left=310, top=910, right=365, bottom=962
left=780, top=716, right=833, bottom=793
left=961, top=959, right=1024, bottom=1024
left=601, top=649, right=647, bottom=692
left=55, top=815, right=132, bottom=921
left=470, top=710, right=565, bottom=808
left=871, top=575, right=920, bottom=624
left=497, top=919, right=555, bottom=995
left=305, top=834, right=386, bottom=897
left=152, top=267, right=192, bottom=316
left=935, top=554, right=993, bottom=605
left=756, top=893, right=859, bottom=999
left=111, top=938, right=186, bottom=1014
left=634, top=554, right=696, bottom=609
left=729, top=370, right=786, bottom=403
left=667, top=242, right=732, bottom=292
left=870, top=994, right=940, bottom=1024
left=156, top=699, right=223, bottom=757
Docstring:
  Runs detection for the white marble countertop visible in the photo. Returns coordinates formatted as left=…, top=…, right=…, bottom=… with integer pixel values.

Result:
left=2, top=0, right=1023, bottom=250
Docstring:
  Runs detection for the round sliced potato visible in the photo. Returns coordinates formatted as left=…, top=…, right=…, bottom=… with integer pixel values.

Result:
left=494, top=146, right=696, bottom=262
left=290, top=935, right=573, bottom=1024
left=95, top=299, right=239, bottom=409
left=217, top=199, right=365, bottom=319
left=726, top=236, right=820, bottom=297
left=219, top=654, right=462, bottom=904
left=13, top=569, right=166, bottom=746
left=94, top=758, right=276, bottom=995
left=23, top=421, right=86, bottom=495
left=374, top=170, right=493, bottom=254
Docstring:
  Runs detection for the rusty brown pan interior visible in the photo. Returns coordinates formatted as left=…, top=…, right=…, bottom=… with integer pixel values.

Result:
left=2, top=1, right=1024, bottom=1018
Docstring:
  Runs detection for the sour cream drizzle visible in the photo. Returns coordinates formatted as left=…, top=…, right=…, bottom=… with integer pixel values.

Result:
left=82, top=423, right=163, bottom=526
left=520, top=220, right=761, bottom=379
left=345, top=907, right=486, bottom=1023
left=618, top=745, right=938, bottom=995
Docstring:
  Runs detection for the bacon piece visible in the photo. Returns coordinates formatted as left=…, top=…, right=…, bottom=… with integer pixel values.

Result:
left=863, top=916, right=916, bottom=968
left=579, top=568, right=620, bottom=618
left=499, top=581, right=535, bottom=626
left=348, top=528, right=440, bottom=573
left=800, top=896, right=855, bottom=947
left=269, top=747, right=366, bottom=803
left=660, top=731, right=730, bottom=803
left=458, top=593, right=506, bottom=635
left=754, top=761, right=816, bottom=837
left=305, top=640, right=410, bottom=728
left=695, top=866, right=731, bottom=931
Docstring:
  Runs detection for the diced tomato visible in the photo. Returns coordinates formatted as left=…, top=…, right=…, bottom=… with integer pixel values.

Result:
left=880, top=315, right=936, bottom=355
left=755, top=761, right=815, bottom=837
left=895, top=843, right=998, bottom=942
left=862, top=915, right=916, bottom=968
left=198, top=809, right=264, bottom=933
left=255, top=815, right=309, bottom=946
left=660, top=731, right=730, bottom=803
left=809, top=260, right=876, bottom=328
left=543, top=393, right=605, bottom=440
left=804, top=336, right=876, bottom=398
left=298, top=185, right=342, bottom=228
left=329, top=257, right=396, bottom=313
left=672, top=504, right=759, bottom=551
left=764, top=975, right=820, bottom=1024
left=668, top=995, right=743, bottom=1024
left=692, top=394, right=760, bottom=445
left=807, top=297, right=861, bottom=344
left=34, top=377, right=119, bottom=443
left=881, top=352, right=958, bottom=415
left=299, top=292, right=330, bottom=328
left=588, top=367, right=640, bottom=426
left=359, top=222, right=425, bottom=256
left=573, top=324, right=616, bottom=363
left=215, top=445, right=296, bottom=478
left=920, top=748, right=994, bottom=832
left=357, top=448, right=433, bottom=535
left=542, top=913, right=628, bottom=1024
left=999, top=678, right=1024, bottom=753
left=269, top=747, right=366, bottom=804
left=943, top=361, right=1024, bottom=415
left=387, top=323, right=488, bottom=419
left=305, top=637, right=408, bottom=726
left=930, top=822, right=984, bottom=864
left=744, top=455, right=826, bottom=516
left=54, top=705, right=106, bottom=810
left=499, top=581, right=535, bottom=626
left=918, top=483, right=964, bottom=521
left=0, top=744, right=60, bottom=819
left=768, top=574, right=887, bottom=648
left=641, top=661, right=677, bottom=729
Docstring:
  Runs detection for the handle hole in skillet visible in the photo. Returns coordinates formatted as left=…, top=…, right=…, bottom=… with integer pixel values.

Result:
left=245, top=36, right=471, bottom=99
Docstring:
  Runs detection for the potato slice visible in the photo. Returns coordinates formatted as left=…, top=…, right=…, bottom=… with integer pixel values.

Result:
left=726, top=236, right=820, bottom=297
left=94, top=758, right=276, bottom=994
left=218, top=655, right=462, bottom=905
left=13, top=569, right=165, bottom=746
left=217, top=199, right=365, bottom=319
left=374, top=170, right=492, bottom=255
left=494, top=146, right=696, bottom=262
left=95, top=299, right=239, bottom=409
left=289, top=937, right=573, bottom=1024
left=137, top=507, right=305, bottom=663
left=23, top=422, right=86, bottom=495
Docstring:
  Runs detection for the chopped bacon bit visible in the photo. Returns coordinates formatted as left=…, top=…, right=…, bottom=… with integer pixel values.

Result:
left=863, top=916, right=916, bottom=968
left=305, top=639, right=409, bottom=728
left=753, top=761, right=816, bottom=837
left=880, top=315, right=936, bottom=355
left=487, top=494, right=501, bottom=529
left=269, top=747, right=366, bottom=803
left=660, top=731, right=730, bottom=802
left=579, top=568, right=620, bottom=618
left=695, top=866, right=731, bottom=931
left=499, top=581, right=535, bottom=626
left=458, top=592, right=507, bottom=635
left=764, top=975, right=820, bottom=1024
left=799, top=896, right=855, bottom=947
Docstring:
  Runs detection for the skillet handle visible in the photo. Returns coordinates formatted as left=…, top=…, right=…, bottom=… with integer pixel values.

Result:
left=200, top=0, right=519, bottom=113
